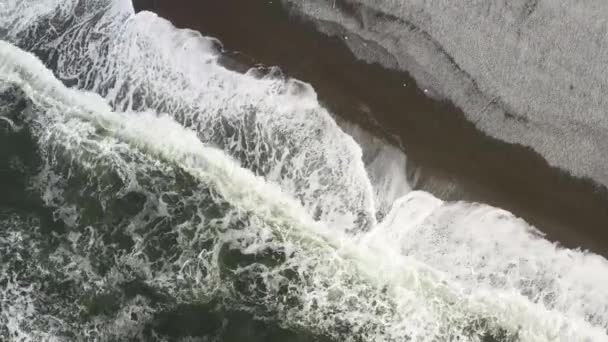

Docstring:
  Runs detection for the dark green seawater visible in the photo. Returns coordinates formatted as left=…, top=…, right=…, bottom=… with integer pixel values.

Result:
left=1, top=1, right=607, bottom=341
left=0, top=96, right=331, bottom=341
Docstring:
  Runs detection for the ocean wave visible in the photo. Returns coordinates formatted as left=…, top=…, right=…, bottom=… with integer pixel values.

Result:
left=1, top=1, right=607, bottom=341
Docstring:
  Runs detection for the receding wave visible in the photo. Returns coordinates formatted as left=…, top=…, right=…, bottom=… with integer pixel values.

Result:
left=1, top=0, right=377, bottom=232
left=1, top=1, right=607, bottom=341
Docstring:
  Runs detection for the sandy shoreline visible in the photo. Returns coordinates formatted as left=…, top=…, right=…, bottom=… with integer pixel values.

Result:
left=284, top=0, right=608, bottom=189
left=132, top=0, right=608, bottom=256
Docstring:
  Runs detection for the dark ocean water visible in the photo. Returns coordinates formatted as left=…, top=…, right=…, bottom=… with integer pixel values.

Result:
left=0, top=101, right=323, bottom=341
left=1, top=1, right=607, bottom=341
left=135, top=0, right=608, bottom=257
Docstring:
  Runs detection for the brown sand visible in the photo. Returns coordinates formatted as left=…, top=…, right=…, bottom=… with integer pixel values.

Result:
left=133, top=0, right=608, bottom=257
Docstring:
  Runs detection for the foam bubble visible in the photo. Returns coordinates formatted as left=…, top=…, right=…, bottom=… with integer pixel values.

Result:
left=3, top=38, right=608, bottom=341
left=2, top=1, right=608, bottom=341
left=367, top=191, right=608, bottom=333
left=1, top=0, right=378, bottom=232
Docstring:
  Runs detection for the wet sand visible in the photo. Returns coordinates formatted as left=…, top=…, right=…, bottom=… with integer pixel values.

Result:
left=133, top=0, right=608, bottom=256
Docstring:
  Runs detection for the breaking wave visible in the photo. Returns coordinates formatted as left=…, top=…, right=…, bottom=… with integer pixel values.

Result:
left=1, top=1, right=607, bottom=341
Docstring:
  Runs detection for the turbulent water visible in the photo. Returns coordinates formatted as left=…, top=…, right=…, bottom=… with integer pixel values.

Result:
left=0, top=0, right=607, bottom=341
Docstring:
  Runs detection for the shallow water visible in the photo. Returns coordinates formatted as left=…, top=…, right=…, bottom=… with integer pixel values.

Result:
left=1, top=1, right=607, bottom=341
left=136, top=0, right=608, bottom=257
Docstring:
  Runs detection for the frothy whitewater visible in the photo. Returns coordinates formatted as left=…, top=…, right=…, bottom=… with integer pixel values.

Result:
left=0, top=1, right=607, bottom=341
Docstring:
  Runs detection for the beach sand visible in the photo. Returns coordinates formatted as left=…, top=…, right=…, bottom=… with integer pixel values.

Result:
left=133, top=0, right=608, bottom=256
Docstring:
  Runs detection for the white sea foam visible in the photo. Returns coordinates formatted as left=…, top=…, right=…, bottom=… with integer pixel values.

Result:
left=282, top=0, right=608, bottom=188
left=367, top=192, right=608, bottom=332
left=1, top=0, right=608, bottom=341
left=2, top=36, right=608, bottom=341
left=1, top=0, right=378, bottom=232
left=0, top=213, right=64, bottom=342
left=338, top=120, right=411, bottom=218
